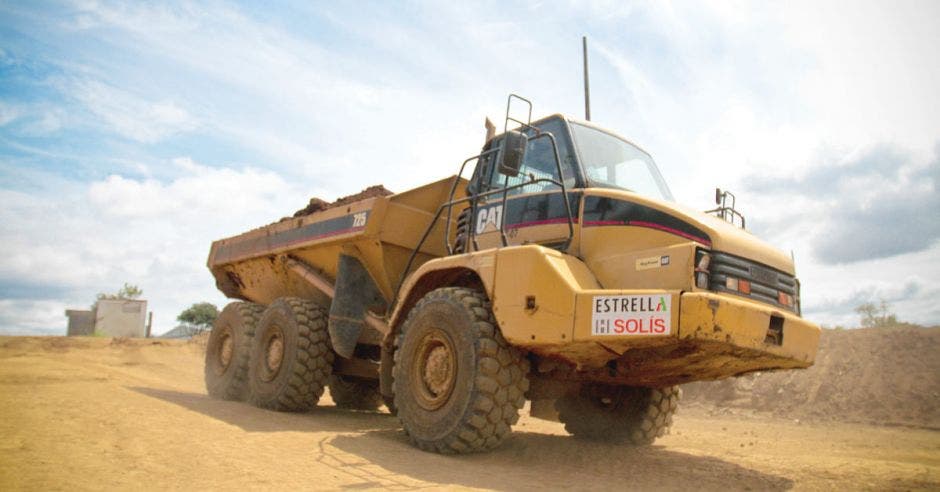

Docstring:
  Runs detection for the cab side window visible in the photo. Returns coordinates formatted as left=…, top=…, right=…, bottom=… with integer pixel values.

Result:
left=488, top=118, right=578, bottom=196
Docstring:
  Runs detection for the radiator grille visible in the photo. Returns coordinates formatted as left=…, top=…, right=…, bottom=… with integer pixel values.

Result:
left=708, top=252, right=800, bottom=314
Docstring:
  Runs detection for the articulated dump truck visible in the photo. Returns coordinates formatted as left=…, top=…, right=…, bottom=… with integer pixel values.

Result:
left=205, top=96, right=820, bottom=454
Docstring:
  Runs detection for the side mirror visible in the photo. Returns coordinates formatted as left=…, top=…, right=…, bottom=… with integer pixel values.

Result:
left=498, top=130, right=528, bottom=177
left=715, top=187, right=722, bottom=205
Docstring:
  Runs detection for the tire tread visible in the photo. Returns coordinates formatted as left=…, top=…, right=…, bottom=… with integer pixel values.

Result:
left=393, top=287, right=529, bottom=454
left=249, top=298, right=333, bottom=412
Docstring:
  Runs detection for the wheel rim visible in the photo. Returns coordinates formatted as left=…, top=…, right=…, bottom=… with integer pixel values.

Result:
left=215, top=327, right=234, bottom=376
left=411, top=328, right=456, bottom=411
left=261, top=325, right=285, bottom=382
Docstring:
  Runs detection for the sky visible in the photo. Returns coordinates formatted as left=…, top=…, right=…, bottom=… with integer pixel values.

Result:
left=1, top=0, right=938, bottom=335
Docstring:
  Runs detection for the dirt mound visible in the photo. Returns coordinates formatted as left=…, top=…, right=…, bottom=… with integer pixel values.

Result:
left=682, top=325, right=940, bottom=428
left=292, top=185, right=393, bottom=218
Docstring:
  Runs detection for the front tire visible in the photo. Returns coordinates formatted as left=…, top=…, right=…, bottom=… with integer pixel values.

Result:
left=556, top=384, right=681, bottom=445
left=205, top=302, right=263, bottom=401
left=393, top=287, right=529, bottom=454
left=248, top=298, right=333, bottom=412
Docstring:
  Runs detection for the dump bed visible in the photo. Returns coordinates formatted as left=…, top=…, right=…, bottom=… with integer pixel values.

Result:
left=208, top=176, right=465, bottom=309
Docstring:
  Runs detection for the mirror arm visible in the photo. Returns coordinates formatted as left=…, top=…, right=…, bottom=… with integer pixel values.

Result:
left=499, top=174, right=511, bottom=247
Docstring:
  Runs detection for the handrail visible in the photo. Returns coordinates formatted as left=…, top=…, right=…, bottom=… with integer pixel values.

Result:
left=504, top=94, right=532, bottom=133
left=392, top=175, right=571, bottom=311
left=442, top=148, right=501, bottom=256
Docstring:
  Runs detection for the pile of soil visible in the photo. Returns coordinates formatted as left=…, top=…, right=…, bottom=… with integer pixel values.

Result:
left=682, top=325, right=940, bottom=428
left=292, top=185, right=393, bottom=218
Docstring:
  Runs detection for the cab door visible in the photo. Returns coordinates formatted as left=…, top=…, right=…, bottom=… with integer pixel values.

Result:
left=471, top=117, right=582, bottom=252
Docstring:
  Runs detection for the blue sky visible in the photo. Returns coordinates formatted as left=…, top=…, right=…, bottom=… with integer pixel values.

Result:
left=1, top=0, right=938, bottom=335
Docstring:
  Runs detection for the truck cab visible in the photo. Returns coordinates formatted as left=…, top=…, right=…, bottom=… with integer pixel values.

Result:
left=466, top=113, right=673, bottom=253
left=460, top=112, right=801, bottom=318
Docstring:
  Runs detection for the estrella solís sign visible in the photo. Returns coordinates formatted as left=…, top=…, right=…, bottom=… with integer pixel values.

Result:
left=591, top=295, right=671, bottom=335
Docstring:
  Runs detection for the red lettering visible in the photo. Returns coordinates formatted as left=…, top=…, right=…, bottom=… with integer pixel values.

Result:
left=608, top=317, right=668, bottom=335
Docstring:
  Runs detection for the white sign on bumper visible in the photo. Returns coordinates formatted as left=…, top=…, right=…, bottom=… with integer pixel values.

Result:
left=591, top=295, right=671, bottom=336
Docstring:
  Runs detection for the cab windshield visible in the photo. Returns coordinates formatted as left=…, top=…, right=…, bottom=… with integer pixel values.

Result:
left=570, top=122, right=674, bottom=201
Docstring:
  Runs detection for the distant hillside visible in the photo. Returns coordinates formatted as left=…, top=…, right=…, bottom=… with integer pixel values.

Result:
left=682, top=325, right=940, bottom=429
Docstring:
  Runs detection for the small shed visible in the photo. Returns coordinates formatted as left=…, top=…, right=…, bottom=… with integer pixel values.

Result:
left=94, top=299, right=148, bottom=338
left=65, top=310, right=95, bottom=336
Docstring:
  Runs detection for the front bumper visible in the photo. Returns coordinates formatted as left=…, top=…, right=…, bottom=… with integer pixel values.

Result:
left=489, top=245, right=821, bottom=386
left=677, top=291, right=819, bottom=366
left=543, top=289, right=822, bottom=386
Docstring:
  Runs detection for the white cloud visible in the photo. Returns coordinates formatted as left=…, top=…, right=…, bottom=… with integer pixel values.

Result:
left=0, top=185, right=105, bottom=288
left=69, top=80, right=198, bottom=143
left=0, top=157, right=311, bottom=335
left=781, top=1, right=940, bottom=151
left=87, top=159, right=293, bottom=219
left=800, top=247, right=940, bottom=327
left=0, top=300, right=71, bottom=335
left=23, top=108, right=64, bottom=134
left=0, top=101, right=66, bottom=135
left=0, top=101, right=21, bottom=126
left=2, top=1, right=939, bottom=332
left=57, top=1, right=575, bottom=192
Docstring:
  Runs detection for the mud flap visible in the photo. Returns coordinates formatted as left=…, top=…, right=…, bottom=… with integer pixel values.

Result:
left=328, top=255, right=386, bottom=358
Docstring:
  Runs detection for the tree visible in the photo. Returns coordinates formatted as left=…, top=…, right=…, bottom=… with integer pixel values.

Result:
left=92, top=283, right=143, bottom=310
left=177, top=302, right=219, bottom=333
left=855, top=298, right=898, bottom=328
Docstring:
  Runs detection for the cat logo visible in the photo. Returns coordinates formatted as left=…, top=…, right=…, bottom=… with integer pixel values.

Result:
left=476, top=205, right=503, bottom=233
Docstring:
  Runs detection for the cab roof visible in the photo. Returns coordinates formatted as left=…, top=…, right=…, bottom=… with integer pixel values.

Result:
left=499, top=113, right=654, bottom=159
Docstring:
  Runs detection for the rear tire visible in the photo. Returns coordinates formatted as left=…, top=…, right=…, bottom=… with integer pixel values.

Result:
left=393, top=287, right=529, bottom=454
left=248, top=298, right=333, bottom=412
left=205, top=302, right=263, bottom=401
left=329, top=375, right=383, bottom=411
left=556, top=384, right=681, bottom=445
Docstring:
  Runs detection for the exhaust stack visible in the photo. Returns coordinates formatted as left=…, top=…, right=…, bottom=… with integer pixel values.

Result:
left=583, top=36, right=591, bottom=121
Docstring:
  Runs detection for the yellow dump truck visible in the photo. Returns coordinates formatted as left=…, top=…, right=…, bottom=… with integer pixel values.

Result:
left=205, top=95, right=820, bottom=454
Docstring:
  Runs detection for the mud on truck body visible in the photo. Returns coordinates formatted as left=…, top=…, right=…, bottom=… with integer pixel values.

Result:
left=205, top=95, right=820, bottom=454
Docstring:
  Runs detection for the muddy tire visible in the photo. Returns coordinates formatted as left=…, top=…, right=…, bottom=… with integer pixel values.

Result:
left=557, top=384, right=681, bottom=445
left=393, top=287, right=529, bottom=454
left=329, top=375, right=383, bottom=411
left=248, top=298, right=333, bottom=412
left=205, top=302, right=263, bottom=401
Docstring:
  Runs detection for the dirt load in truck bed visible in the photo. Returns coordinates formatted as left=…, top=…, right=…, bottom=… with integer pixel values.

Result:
left=291, top=185, right=394, bottom=218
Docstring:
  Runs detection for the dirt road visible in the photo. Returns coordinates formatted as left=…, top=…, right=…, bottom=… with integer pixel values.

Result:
left=0, top=336, right=937, bottom=490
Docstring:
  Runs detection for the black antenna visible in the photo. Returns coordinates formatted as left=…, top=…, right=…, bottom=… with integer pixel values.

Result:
left=583, top=36, right=591, bottom=121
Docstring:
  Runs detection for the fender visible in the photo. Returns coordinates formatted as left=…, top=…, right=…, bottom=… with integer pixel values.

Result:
left=388, top=249, right=500, bottom=331
left=389, top=244, right=602, bottom=342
